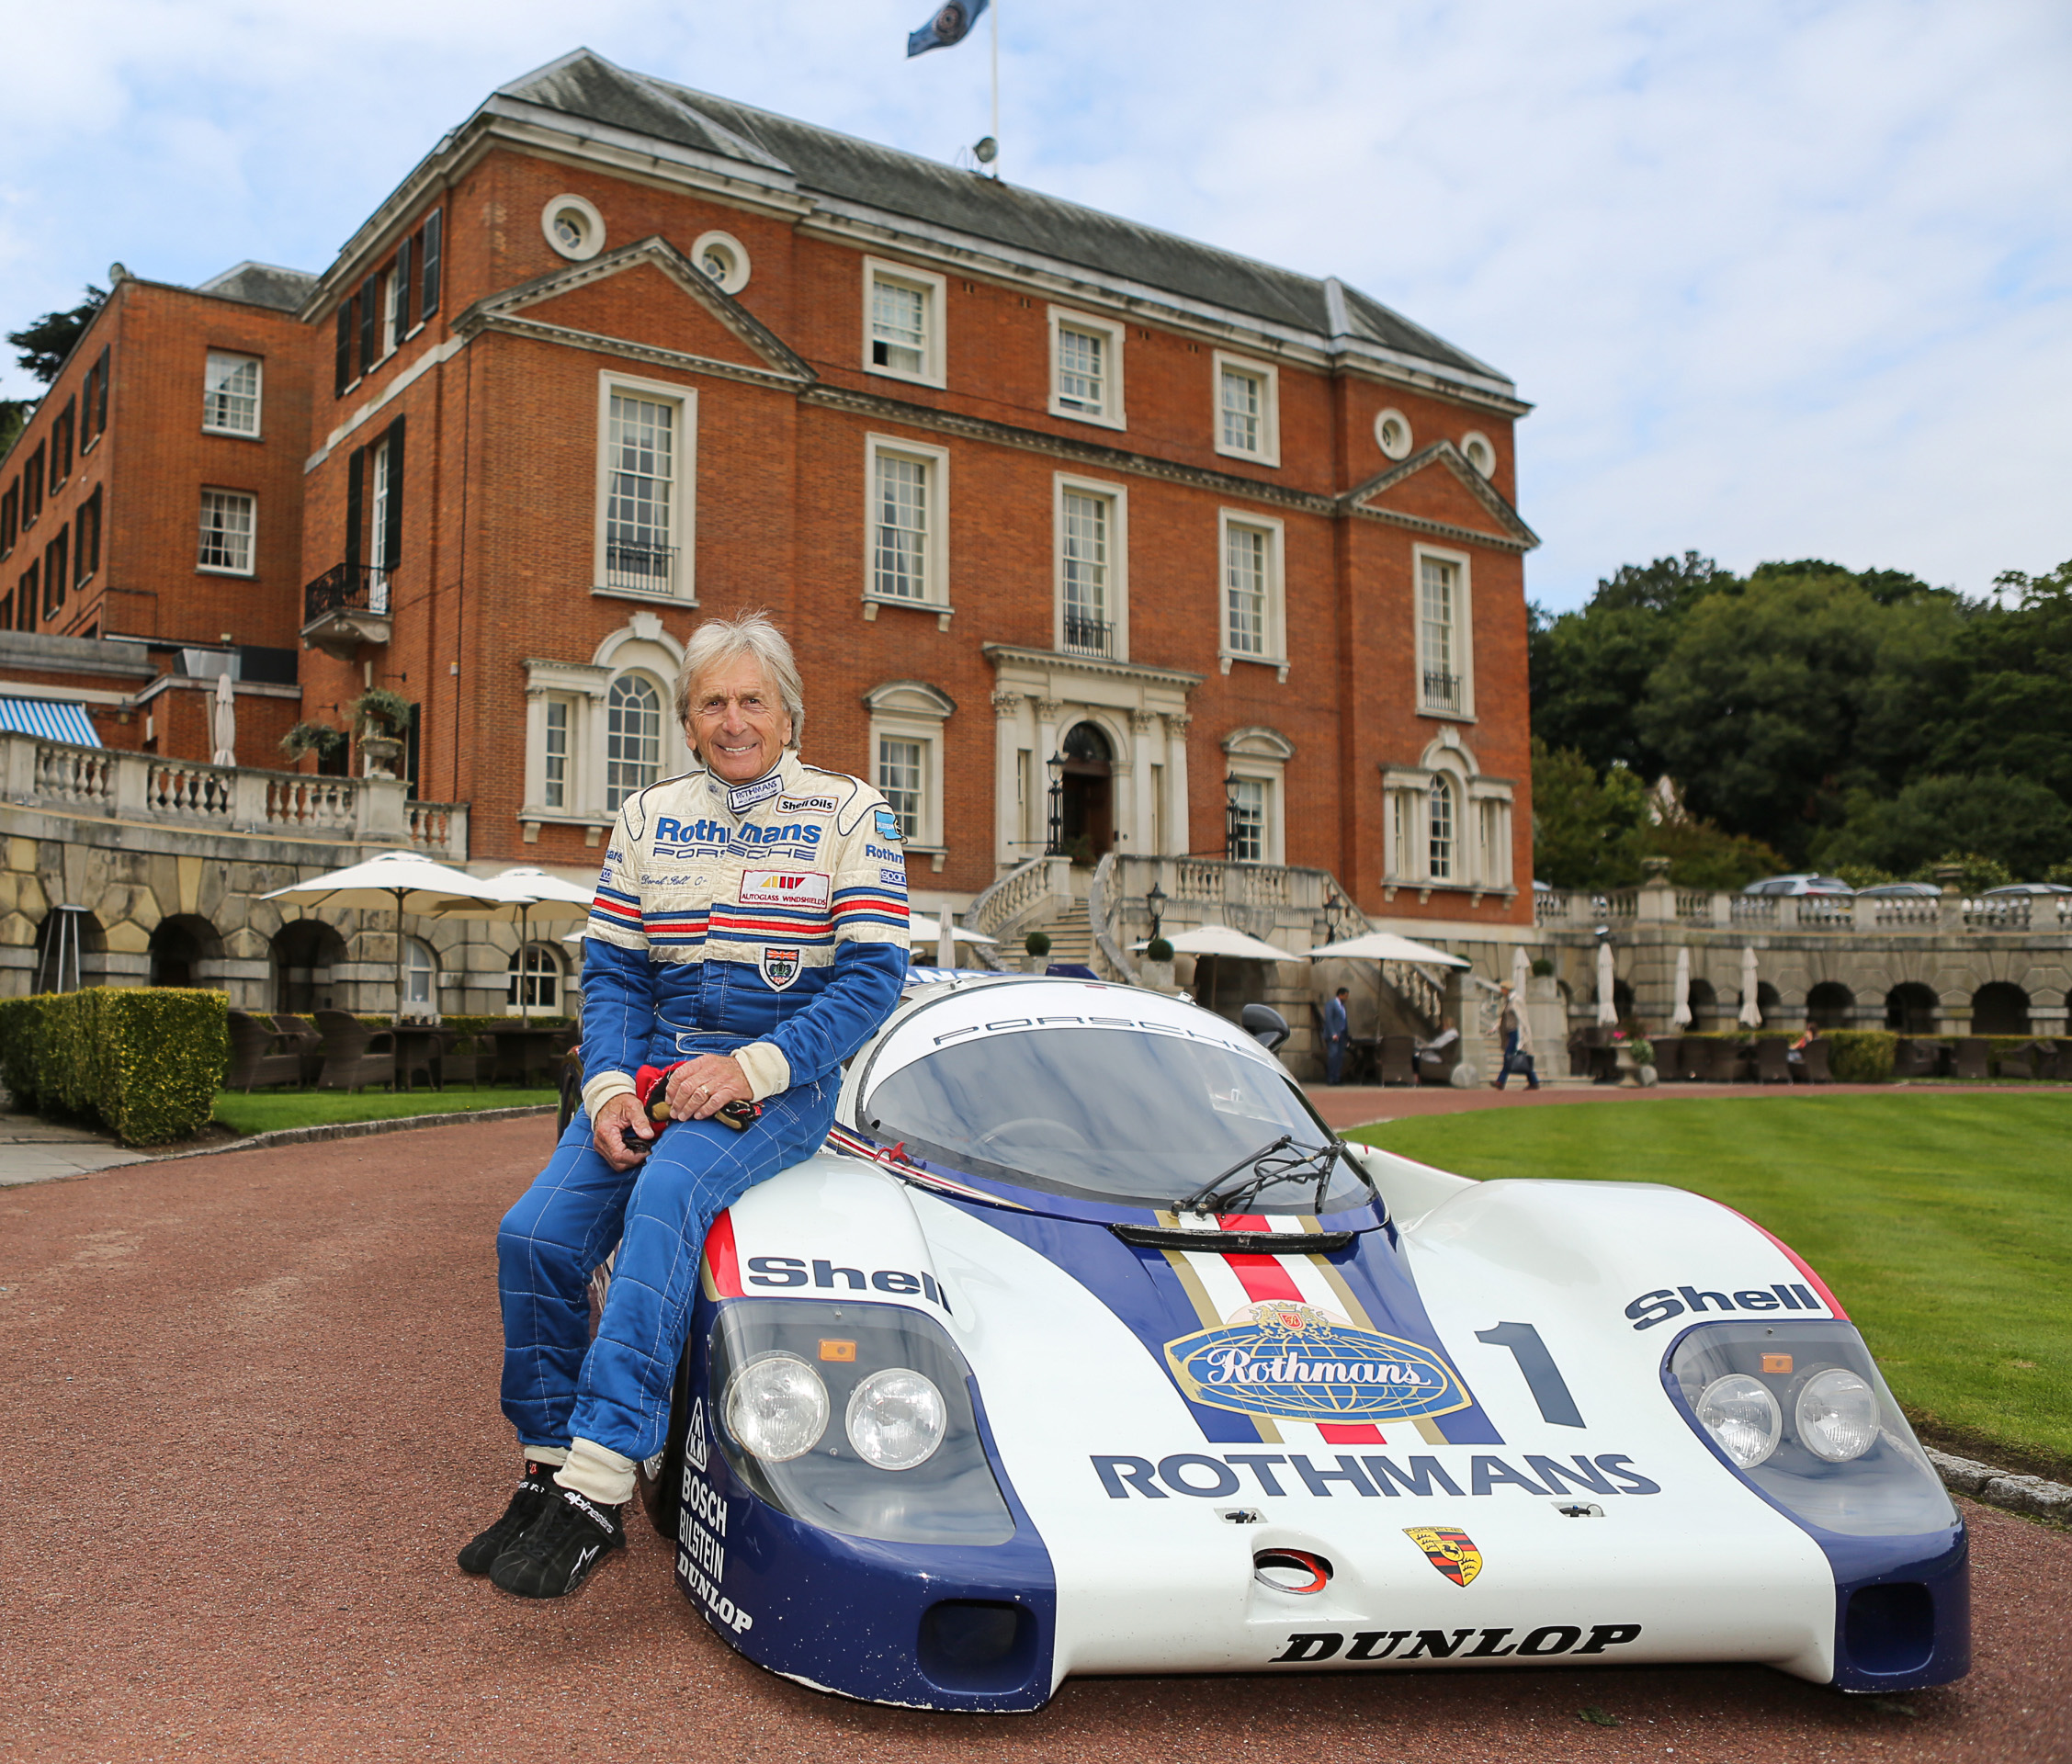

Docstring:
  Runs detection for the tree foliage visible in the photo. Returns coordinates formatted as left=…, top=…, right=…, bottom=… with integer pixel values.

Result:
left=6, top=285, right=106, bottom=384
left=1531, top=738, right=1783, bottom=890
left=1530, top=550, right=2072, bottom=881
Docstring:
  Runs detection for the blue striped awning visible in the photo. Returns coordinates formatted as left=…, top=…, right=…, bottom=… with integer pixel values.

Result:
left=0, top=697, right=101, bottom=745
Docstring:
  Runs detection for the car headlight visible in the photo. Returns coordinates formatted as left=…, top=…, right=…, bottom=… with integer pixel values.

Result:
left=845, top=1367, right=946, bottom=1470
left=1697, top=1372, right=1782, bottom=1468
left=1795, top=1365, right=1879, bottom=1464
left=724, top=1351, right=829, bottom=1463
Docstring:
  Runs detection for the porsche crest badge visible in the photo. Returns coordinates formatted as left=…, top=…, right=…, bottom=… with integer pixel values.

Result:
left=1404, top=1526, right=1481, bottom=1587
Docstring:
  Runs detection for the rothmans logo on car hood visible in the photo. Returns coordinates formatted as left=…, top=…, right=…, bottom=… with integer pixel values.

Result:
left=1164, top=1301, right=1470, bottom=1425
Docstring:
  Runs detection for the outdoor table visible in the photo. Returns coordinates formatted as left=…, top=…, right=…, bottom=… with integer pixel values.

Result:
left=493, top=1025, right=577, bottom=1088
left=392, top=1027, right=445, bottom=1092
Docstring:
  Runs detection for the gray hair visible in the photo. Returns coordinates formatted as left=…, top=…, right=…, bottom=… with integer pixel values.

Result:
left=674, top=609, right=805, bottom=758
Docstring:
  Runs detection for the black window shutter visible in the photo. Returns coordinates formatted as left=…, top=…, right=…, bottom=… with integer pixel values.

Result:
left=394, top=234, right=413, bottom=333
left=420, top=209, right=443, bottom=320
left=381, top=418, right=406, bottom=572
left=96, top=346, right=109, bottom=435
left=358, top=274, right=379, bottom=375
left=334, top=302, right=353, bottom=395
left=345, top=447, right=365, bottom=572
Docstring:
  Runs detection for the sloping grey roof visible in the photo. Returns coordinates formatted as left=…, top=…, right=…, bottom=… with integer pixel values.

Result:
left=494, top=51, right=1504, bottom=385
left=194, top=262, right=317, bottom=311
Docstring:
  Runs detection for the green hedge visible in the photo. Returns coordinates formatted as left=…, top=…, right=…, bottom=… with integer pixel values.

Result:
left=1665, top=1029, right=2055, bottom=1083
left=0, top=988, right=228, bottom=1145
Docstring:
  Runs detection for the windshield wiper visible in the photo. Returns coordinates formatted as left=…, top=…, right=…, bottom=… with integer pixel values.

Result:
left=1181, top=1135, right=1355, bottom=1219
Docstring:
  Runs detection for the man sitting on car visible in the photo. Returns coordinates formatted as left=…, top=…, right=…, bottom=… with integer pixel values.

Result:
left=460, top=611, right=911, bottom=1599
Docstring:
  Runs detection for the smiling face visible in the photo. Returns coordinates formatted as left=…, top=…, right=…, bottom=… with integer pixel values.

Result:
left=686, top=652, right=794, bottom=786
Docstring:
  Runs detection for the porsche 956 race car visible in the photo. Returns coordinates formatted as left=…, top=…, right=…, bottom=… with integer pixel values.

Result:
left=617, top=974, right=1967, bottom=1713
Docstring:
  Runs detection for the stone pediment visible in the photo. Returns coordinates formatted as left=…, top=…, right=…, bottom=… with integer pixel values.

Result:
left=460, top=236, right=815, bottom=388
left=1344, top=441, right=1539, bottom=552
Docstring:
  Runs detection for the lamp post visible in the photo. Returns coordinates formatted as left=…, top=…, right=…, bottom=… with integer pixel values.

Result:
left=1045, top=751, right=1066, bottom=857
left=1146, top=878, right=1166, bottom=944
left=1223, top=773, right=1244, bottom=861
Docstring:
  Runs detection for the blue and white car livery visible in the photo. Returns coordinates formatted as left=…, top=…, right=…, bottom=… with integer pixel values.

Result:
left=626, top=975, right=1966, bottom=1712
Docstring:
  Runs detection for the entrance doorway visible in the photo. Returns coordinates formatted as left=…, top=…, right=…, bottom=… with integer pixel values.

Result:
left=1056, top=721, right=1114, bottom=864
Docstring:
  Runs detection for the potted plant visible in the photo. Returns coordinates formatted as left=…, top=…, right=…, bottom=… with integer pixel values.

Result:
left=348, top=688, right=413, bottom=779
left=1140, top=934, right=1175, bottom=993
left=277, top=721, right=347, bottom=774
left=1024, top=930, right=1051, bottom=974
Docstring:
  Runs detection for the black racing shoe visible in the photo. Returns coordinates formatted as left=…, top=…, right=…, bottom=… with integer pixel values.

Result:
left=489, top=1486, right=627, bottom=1599
left=457, top=1459, right=560, bottom=1576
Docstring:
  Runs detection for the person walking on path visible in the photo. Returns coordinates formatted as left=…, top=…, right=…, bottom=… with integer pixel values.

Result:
left=1322, top=987, right=1350, bottom=1086
left=1492, top=982, right=1540, bottom=1091
left=460, top=612, right=910, bottom=1600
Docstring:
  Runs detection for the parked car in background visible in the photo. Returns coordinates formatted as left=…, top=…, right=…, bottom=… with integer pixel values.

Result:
left=1742, top=875, right=1854, bottom=898
left=1979, top=883, right=2072, bottom=898
left=1854, top=882, right=1942, bottom=899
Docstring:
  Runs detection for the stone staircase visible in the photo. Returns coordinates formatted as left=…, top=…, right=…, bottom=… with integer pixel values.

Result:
left=1040, top=900, right=1094, bottom=967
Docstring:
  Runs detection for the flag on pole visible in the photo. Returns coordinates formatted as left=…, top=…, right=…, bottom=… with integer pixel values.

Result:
left=907, top=0, right=990, bottom=57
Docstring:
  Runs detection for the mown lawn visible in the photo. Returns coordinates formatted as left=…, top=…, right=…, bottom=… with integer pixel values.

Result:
left=213, top=1087, right=558, bottom=1136
left=1350, top=1094, right=2072, bottom=1480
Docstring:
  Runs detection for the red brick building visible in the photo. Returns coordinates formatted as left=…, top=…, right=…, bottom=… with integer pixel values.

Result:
left=2, top=49, right=1538, bottom=949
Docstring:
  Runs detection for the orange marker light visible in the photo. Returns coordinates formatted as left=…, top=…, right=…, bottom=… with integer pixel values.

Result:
left=819, top=1339, right=857, bottom=1363
left=1761, top=1352, right=1794, bottom=1375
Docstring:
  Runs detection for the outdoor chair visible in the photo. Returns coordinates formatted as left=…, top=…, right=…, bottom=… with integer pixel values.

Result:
left=1800, top=1038, right=1834, bottom=1083
left=435, top=1030, right=489, bottom=1088
left=1651, top=1036, right=1683, bottom=1081
left=1379, top=1035, right=1417, bottom=1086
left=1415, top=1037, right=1460, bottom=1086
left=2044, top=1040, right=2072, bottom=1081
left=393, top=1028, right=441, bottom=1093
left=1951, top=1038, right=1990, bottom=1081
left=1752, top=1037, right=1791, bottom=1084
left=1994, top=1041, right=2047, bottom=1080
left=313, top=1010, right=397, bottom=1092
left=225, top=1011, right=303, bottom=1091
left=270, top=1014, right=326, bottom=1086
left=1893, top=1038, right=1944, bottom=1079
left=1697, top=1038, right=1738, bottom=1082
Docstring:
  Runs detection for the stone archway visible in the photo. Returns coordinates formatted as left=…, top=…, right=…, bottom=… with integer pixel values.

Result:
left=1806, top=981, right=1853, bottom=1030
left=272, top=919, right=348, bottom=1014
left=148, top=914, right=223, bottom=989
left=1685, top=977, right=1717, bottom=1028
left=1972, top=982, right=2030, bottom=1035
left=1885, top=982, right=1938, bottom=1035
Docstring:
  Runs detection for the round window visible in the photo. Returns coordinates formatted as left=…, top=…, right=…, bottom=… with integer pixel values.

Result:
left=1461, top=431, right=1495, bottom=476
left=541, top=193, right=606, bottom=263
left=1374, top=408, right=1411, bottom=460
left=689, top=230, right=752, bottom=295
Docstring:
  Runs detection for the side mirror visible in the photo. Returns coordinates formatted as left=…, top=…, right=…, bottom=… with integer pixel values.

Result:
left=1240, top=1001, right=1290, bottom=1054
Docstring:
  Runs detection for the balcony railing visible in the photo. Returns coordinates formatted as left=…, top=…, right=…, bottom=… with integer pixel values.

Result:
left=1062, top=611, right=1114, bottom=657
left=1421, top=668, right=1463, bottom=712
left=605, top=538, right=677, bottom=594
left=304, top=562, right=387, bottom=624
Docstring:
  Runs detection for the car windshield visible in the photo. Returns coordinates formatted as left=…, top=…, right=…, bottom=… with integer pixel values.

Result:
left=861, top=1025, right=1369, bottom=1212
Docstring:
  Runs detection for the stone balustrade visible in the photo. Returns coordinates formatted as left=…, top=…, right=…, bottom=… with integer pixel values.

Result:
left=2, top=731, right=468, bottom=860
left=1534, top=880, right=2071, bottom=936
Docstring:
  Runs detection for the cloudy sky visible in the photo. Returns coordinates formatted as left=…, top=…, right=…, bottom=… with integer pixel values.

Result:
left=3, top=0, right=2066, bottom=608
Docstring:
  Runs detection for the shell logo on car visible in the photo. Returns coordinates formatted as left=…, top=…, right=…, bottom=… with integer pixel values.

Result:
left=1163, top=1300, right=1470, bottom=1424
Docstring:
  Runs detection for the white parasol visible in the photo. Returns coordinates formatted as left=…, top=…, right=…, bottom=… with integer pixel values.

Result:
left=908, top=911, right=998, bottom=949
left=1143, top=923, right=1299, bottom=962
left=1672, top=946, right=1693, bottom=1028
left=1739, top=944, right=1762, bottom=1028
left=1509, top=944, right=1533, bottom=1050
left=210, top=672, right=236, bottom=767
left=467, top=866, right=596, bottom=1010
left=1305, top=930, right=1469, bottom=968
left=262, top=852, right=515, bottom=1017
left=1595, top=940, right=1618, bottom=1027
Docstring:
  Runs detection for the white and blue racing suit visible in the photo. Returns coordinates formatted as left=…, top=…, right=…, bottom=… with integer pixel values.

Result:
left=496, top=751, right=911, bottom=1461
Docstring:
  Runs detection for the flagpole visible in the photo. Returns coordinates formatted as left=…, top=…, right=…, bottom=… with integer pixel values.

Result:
left=990, top=0, right=1000, bottom=177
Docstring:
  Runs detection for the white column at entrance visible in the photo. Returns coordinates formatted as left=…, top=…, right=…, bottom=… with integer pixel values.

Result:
left=991, top=691, right=1024, bottom=869
left=1129, top=709, right=1159, bottom=854
left=1163, top=710, right=1192, bottom=856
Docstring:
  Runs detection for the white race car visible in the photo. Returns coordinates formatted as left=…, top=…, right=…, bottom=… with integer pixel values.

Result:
left=634, top=975, right=1967, bottom=1712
